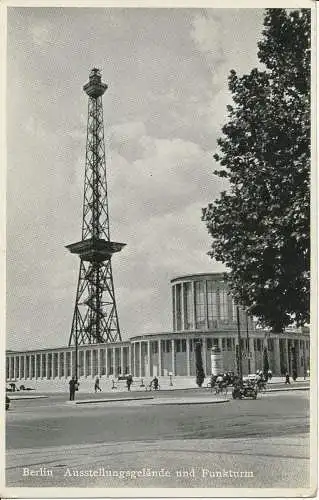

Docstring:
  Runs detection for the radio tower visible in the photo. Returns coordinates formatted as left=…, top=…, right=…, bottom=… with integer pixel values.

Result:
left=66, top=68, right=125, bottom=348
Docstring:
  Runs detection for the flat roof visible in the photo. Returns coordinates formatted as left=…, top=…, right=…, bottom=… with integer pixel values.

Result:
left=171, top=272, right=226, bottom=283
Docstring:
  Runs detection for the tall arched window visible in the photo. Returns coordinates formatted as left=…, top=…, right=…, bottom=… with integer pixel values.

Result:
left=219, top=289, right=228, bottom=321
left=207, top=281, right=218, bottom=327
left=195, top=281, right=205, bottom=329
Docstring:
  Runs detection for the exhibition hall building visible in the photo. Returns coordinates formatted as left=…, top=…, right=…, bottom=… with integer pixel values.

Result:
left=6, top=272, right=310, bottom=385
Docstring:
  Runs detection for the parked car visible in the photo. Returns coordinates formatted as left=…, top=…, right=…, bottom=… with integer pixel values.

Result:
left=232, top=380, right=258, bottom=400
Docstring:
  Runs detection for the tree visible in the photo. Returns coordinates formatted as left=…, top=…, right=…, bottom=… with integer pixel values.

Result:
left=194, top=340, right=205, bottom=387
left=202, top=9, right=310, bottom=332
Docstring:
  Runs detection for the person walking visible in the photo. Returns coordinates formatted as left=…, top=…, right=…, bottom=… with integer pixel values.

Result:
left=69, top=376, right=77, bottom=401
left=256, top=371, right=261, bottom=384
left=94, top=376, right=102, bottom=393
left=126, top=374, right=133, bottom=391
left=285, top=372, right=291, bottom=384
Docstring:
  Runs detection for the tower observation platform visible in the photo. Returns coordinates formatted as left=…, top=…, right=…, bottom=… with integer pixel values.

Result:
left=66, top=238, right=125, bottom=262
left=67, top=68, right=125, bottom=348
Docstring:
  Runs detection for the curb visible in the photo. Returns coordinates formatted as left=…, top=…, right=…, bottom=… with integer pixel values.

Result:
left=74, top=396, right=154, bottom=405
left=8, top=395, right=49, bottom=400
left=265, top=387, right=309, bottom=393
left=149, top=398, right=230, bottom=406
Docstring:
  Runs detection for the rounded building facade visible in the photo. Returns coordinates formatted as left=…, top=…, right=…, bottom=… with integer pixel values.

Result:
left=171, top=273, right=253, bottom=332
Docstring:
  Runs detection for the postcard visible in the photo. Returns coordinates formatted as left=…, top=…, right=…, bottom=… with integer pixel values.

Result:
left=1, top=0, right=316, bottom=498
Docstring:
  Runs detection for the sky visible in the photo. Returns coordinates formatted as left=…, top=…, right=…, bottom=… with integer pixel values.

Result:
left=6, top=7, right=265, bottom=350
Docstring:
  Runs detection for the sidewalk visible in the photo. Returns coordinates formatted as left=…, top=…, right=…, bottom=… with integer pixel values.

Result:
left=6, top=376, right=310, bottom=395
left=266, top=377, right=310, bottom=384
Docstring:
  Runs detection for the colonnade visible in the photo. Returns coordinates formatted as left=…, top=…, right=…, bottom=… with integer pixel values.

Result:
left=128, top=334, right=309, bottom=378
left=6, top=333, right=310, bottom=381
left=6, top=344, right=131, bottom=381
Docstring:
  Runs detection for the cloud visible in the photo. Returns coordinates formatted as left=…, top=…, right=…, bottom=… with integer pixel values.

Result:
left=30, top=21, right=52, bottom=46
left=190, top=13, right=224, bottom=61
left=107, top=129, right=226, bottom=235
left=103, top=131, right=228, bottom=337
left=108, top=121, right=148, bottom=161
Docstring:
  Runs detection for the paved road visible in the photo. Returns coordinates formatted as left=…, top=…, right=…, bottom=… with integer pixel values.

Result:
left=5, top=390, right=311, bottom=491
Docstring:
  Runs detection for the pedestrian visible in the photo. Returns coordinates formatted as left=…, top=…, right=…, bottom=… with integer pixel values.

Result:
left=267, top=369, right=272, bottom=381
left=216, top=373, right=223, bottom=385
left=292, top=370, right=297, bottom=382
left=69, top=376, right=77, bottom=401
left=210, top=374, right=217, bottom=388
left=151, top=376, right=159, bottom=390
left=216, top=373, right=224, bottom=392
left=126, top=374, right=133, bottom=391
left=285, top=372, right=291, bottom=384
left=94, top=376, right=102, bottom=393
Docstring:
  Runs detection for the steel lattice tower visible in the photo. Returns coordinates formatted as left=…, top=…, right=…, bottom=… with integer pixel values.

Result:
left=67, top=68, right=125, bottom=347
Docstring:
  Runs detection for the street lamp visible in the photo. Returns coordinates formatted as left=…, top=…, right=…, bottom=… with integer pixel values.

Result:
left=246, top=311, right=251, bottom=375
left=236, top=306, right=243, bottom=380
left=75, top=333, right=78, bottom=381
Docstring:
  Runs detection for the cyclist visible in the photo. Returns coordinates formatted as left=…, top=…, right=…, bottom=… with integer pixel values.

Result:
left=256, top=371, right=266, bottom=391
left=216, top=373, right=224, bottom=391
left=210, top=374, right=217, bottom=388
left=151, top=376, right=159, bottom=390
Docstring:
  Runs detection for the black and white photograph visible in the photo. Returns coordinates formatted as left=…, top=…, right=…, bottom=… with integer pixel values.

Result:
left=2, top=0, right=316, bottom=496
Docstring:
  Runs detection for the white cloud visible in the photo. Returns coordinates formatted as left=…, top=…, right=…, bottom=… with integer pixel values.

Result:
left=108, top=132, right=224, bottom=233
left=24, top=115, right=47, bottom=140
left=108, top=121, right=148, bottom=161
left=190, top=13, right=224, bottom=60
left=30, top=21, right=52, bottom=46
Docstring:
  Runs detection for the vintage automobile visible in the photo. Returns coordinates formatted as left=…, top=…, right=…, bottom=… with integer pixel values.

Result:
left=232, top=380, right=258, bottom=400
left=19, top=385, right=35, bottom=391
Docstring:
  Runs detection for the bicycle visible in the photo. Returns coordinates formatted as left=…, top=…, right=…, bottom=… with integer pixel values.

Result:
left=207, top=381, right=215, bottom=391
left=145, top=382, right=160, bottom=391
left=207, top=376, right=218, bottom=392
left=256, top=381, right=267, bottom=393
left=215, top=383, right=228, bottom=396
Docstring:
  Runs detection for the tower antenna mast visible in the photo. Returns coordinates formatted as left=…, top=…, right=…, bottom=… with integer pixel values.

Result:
left=66, top=68, right=125, bottom=352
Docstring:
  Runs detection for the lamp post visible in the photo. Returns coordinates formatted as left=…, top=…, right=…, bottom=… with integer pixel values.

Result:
left=303, top=340, right=307, bottom=380
left=263, top=331, right=270, bottom=376
left=246, top=311, right=251, bottom=375
left=236, top=306, right=243, bottom=380
left=75, top=333, right=78, bottom=381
